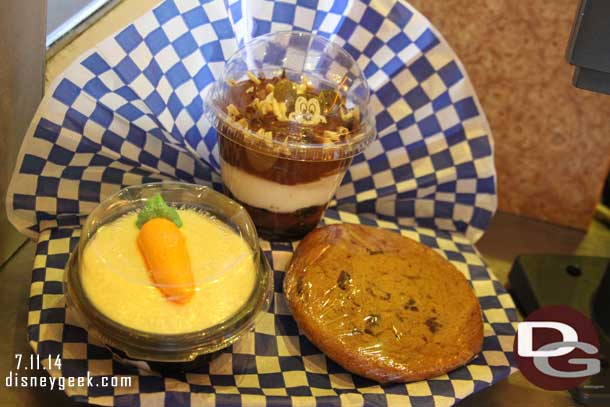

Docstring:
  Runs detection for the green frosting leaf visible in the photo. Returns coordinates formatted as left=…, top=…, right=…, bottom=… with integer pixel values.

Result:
left=136, top=193, right=183, bottom=229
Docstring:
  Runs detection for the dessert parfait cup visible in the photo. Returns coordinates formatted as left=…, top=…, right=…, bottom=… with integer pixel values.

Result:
left=64, top=182, right=273, bottom=372
left=204, top=31, right=376, bottom=240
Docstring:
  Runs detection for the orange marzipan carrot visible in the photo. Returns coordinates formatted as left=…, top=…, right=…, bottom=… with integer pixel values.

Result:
left=137, top=217, right=195, bottom=304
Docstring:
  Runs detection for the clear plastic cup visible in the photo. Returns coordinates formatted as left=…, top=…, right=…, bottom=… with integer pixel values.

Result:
left=64, top=182, right=272, bottom=370
left=204, top=31, right=376, bottom=240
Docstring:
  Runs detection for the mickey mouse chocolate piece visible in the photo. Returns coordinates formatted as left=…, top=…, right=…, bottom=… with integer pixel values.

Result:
left=289, top=96, right=325, bottom=125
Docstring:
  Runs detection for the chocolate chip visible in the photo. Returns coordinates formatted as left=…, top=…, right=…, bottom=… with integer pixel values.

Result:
left=337, top=271, right=352, bottom=290
left=362, top=315, right=382, bottom=336
left=425, top=317, right=442, bottom=334
left=404, top=298, right=418, bottom=311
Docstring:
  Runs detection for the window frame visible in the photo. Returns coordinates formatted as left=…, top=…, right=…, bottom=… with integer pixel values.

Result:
left=46, top=0, right=123, bottom=59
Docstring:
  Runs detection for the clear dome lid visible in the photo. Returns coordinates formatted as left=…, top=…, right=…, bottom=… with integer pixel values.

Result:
left=204, top=31, right=377, bottom=161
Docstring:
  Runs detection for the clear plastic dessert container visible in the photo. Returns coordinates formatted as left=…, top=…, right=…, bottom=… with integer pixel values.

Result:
left=64, top=182, right=273, bottom=370
left=203, top=31, right=376, bottom=240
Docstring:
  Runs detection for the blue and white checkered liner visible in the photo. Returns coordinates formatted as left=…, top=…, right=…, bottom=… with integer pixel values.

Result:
left=7, top=0, right=514, bottom=406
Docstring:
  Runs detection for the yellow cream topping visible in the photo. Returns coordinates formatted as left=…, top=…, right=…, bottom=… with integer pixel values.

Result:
left=81, top=209, right=256, bottom=334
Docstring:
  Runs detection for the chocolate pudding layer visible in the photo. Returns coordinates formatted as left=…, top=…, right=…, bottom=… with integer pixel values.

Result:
left=225, top=189, right=326, bottom=241
left=218, top=135, right=352, bottom=185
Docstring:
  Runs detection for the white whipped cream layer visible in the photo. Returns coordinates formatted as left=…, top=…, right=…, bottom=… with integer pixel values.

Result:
left=220, top=158, right=345, bottom=213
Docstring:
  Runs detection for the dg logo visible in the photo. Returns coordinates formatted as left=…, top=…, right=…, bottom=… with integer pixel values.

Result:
left=514, top=305, right=601, bottom=391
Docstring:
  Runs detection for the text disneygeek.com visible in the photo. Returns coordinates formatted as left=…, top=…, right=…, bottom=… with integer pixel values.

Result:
left=4, top=354, right=132, bottom=391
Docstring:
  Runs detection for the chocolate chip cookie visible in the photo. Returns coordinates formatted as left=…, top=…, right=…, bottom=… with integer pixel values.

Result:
left=283, top=224, right=484, bottom=383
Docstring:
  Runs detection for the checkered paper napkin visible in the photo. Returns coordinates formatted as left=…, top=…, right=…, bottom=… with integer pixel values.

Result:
left=6, top=0, right=516, bottom=406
